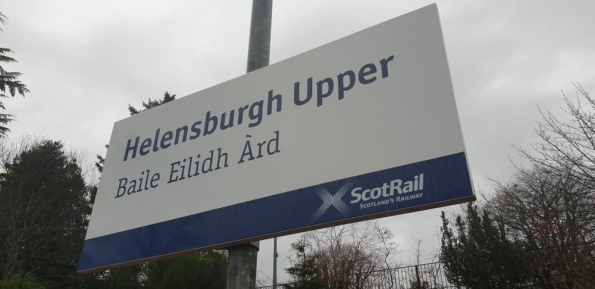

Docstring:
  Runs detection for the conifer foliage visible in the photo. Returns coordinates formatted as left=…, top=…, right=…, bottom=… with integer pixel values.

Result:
left=441, top=86, right=595, bottom=289
left=0, top=12, right=29, bottom=137
left=0, top=138, right=92, bottom=288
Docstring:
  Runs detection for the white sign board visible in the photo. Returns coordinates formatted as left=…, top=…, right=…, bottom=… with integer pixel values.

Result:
left=78, top=4, right=474, bottom=272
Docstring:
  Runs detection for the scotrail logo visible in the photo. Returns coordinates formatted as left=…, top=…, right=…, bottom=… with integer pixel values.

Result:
left=351, top=173, right=425, bottom=209
left=309, top=173, right=426, bottom=223
left=350, top=173, right=424, bottom=204
left=309, top=179, right=355, bottom=223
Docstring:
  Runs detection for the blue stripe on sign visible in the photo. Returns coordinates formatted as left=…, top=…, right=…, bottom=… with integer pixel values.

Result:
left=78, top=152, right=473, bottom=272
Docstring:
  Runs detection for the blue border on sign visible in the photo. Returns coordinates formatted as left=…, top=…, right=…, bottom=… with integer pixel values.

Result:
left=78, top=152, right=473, bottom=272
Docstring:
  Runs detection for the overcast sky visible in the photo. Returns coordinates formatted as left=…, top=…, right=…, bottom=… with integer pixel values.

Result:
left=2, top=0, right=595, bottom=285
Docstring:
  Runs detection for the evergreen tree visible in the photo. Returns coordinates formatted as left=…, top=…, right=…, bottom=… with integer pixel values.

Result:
left=284, top=240, right=324, bottom=289
left=127, top=91, right=175, bottom=115
left=440, top=203, right=526, bottom=288
left=0, top=139, right=92, bottom=288
left=0, top=12, right=29, bottom=137
left=142, top=251, right=227, bottom=289
left=441, top=166, right=595, bottom=288
left=0, top=274, right=45, bottom=289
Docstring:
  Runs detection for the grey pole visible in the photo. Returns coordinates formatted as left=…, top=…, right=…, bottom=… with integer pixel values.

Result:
left=273, top=237, right=278, bottom=289
left=225, top=1, right=272, bottom=289
left=246, top=0, right=272, bottom=73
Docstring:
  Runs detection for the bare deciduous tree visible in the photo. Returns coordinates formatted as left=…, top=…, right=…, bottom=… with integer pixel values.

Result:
left=286, top=221, right=401, bottom=289
left=519, top=83, right=595, bottom=190
left=442, top=147, right=595, bottom=287
left=442, top=85, right=595, bottom=289
left=488, top=165, right=595, bottom=288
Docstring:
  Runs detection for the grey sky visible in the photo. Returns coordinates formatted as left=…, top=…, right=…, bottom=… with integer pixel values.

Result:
left=2, top=0, right=595, bottom=285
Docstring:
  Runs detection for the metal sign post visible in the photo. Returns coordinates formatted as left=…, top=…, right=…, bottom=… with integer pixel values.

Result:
left=273, top=237, right=278, bottom=289
left=225, top=1, right=272, bottom=288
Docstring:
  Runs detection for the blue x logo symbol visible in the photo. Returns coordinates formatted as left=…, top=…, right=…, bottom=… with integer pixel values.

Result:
left=309, top=179, right=355, bottom=223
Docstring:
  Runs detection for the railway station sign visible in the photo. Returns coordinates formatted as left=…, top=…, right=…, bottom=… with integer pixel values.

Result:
left=78, top=4, right=475, bottom=272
